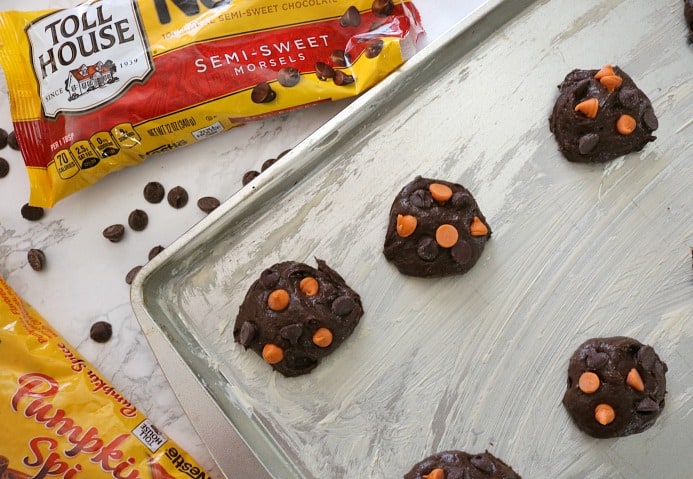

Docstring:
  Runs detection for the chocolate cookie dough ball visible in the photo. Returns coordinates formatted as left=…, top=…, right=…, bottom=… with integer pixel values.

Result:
left=404, top=450, right=522, bottom=478
left=383, top=177, right=491, bottom=277
left=549, top=65, right=658, bottom=163
left=233, top=259, right=363, bottom=377
left=686, top=0, right=693, bottom=42
left=562, top=336, right=667, bottom=438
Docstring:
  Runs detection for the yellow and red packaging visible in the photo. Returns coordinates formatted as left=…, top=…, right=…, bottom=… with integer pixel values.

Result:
left=0, top=277, right=212, bottom=479
left=0, top=0, right=423, bottom=207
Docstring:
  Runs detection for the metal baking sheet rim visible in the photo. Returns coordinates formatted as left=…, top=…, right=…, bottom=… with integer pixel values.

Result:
left=130, top=0, right=517, bottom=476
left=131, top=0, right=693, bottom=478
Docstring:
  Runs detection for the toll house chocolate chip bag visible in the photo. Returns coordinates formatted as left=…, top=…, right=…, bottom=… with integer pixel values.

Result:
left=0, top=276, right=212, bottom=479
left=0, top=0, right=423, bottom=207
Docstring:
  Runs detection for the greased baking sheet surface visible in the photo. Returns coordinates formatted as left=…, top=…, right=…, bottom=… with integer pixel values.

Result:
left=132, top=0, right=693, bottom=477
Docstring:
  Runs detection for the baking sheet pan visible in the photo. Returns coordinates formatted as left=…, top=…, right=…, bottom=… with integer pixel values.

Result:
left=132, top=0, right=693, bottom=477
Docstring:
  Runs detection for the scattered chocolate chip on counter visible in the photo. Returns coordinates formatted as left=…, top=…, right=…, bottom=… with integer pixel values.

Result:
left=27, top=248, right=46, bottom=271
left=242, top=170, right=260, bottom=186
left=143, top=181, right=165, bottom=203
left=90, top=321, right=113, bottom=343
left=103, top=224, right=125, bottom=243
left=0, top=158, right=9, bottom=178
left=128, top=209, right=149, bottom=231
left=261, top=158, right=277, bottom=171
left=125, top=265, right=143, bottom=285
left=7, top=131, right=19, bottom=151
left=148, top=245, right=165, bottom=260
left=167, top=185, right=189, bottom=208
left=21, top=203, right=44, bottom=221
left=242, top=149, right=294, bottom=186
left=197, top=196, right=220, bottom=214
left=0, top=129, right=7, bottom=149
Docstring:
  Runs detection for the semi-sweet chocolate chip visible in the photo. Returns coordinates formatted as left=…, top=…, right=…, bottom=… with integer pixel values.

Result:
left=125, top=265, right=143, bottom=285
left=167, top=186, right=189, bottom=208
left=315, top=62, right=334, bottom=80
left=7, top=131, right=19, bottom=150
left=340, top=6, right=361, bottom=27
left=242, top=170, right=260, bottom=185
left=333, top=70, right=354, bottom=86
left=103, top=224, right=125, bottom=243
left=238, top=322, right=257, bottom=347
left=143, top=181, right=165, bottom=203
left=277, top=67, right=300, bottom=87
left=148, top=245, right=165, bottom=260
left=197, top=196, right=220, bottom=213
left=0, top=158, right=8, bottom=178
left=364, top=39, right=384, bottom=58
left=261, top=158, right=277, bottom=171
left=27, top=248, right=46, bottom=271
left=21, top=203, right=44, bottom=221
left=128, top=209, right=148, bottom=231
left=251, top=82, right=276, bottom=103
left=90, top=321, right=113, bottom=342
left=331, top=49, right=349, bottom=67
left=372, top=0, right=395, bottom=17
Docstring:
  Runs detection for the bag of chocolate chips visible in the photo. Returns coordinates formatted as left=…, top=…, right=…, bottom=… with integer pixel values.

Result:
left=0, top=0, right=423, bottom=207
left=0, top=277, right=212, bottom=479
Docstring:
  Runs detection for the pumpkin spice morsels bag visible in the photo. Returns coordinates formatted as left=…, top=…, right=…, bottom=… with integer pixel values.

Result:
left=0, top=276, right=212, bottom=479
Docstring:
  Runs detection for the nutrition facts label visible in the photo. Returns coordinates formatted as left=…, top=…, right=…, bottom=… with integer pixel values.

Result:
left=53, top=123, right=141, bottom=179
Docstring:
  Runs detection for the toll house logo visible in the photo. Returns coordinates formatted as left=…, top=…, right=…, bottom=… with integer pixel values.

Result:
left=27, top=0, right=152, bottom=118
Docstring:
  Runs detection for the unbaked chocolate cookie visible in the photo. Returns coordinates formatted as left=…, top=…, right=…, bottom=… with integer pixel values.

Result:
left=404, top=450, right=522, bottom=478
left=383, top=177, right=492, bottom=277
left=233, top=259, right=363, bottom=377
left=549, top=65, right=658, bottom=163
left=562, top=336, right=667, bottom=438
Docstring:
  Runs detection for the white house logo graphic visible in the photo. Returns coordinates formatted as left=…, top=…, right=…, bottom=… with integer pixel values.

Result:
left=65, top=60, right=119, bottom=101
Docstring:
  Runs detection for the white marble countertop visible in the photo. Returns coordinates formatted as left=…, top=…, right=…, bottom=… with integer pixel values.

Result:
left=0, top=1, right=485, bottom=477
